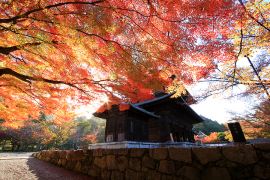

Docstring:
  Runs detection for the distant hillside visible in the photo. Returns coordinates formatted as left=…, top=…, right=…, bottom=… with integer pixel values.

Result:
left=193, top=116, right=226, bottom=135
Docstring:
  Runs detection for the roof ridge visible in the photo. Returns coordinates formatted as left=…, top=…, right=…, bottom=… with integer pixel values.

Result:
left=132, top=92, right=175, bottom=107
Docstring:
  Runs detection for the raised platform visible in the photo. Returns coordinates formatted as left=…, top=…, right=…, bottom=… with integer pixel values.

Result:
left=88, top=139, right=270, bottom=149
left=88, top=141, right=201, bottom=149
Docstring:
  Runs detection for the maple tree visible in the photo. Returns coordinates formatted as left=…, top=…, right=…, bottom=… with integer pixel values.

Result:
left=0, top=115, right=105, bottom=150
left=232, top=100, right=270, bottom=139
left=73, top=116, right=105, bottom=148
left=206, top=0, right=270, bottom=99
left=196, top=131, right=229, bottom=143
left=0, top=0, right=241, bottom=124
left=0, top=112, right=76, bottom=150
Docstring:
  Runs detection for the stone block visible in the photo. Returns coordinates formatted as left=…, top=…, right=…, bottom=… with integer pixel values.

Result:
left=130, top=148, right=145, bottom=157
left=94, top=156, right=107, bottom=169
left=61, top=159, right=67, bottom=167
left=168, top=148, right=192, bottom=163
left=232, top=167, right=254, bottom=179
left=66, top=160, right=76, bottom=170
left=262, top=152, right=270, bottom=160
left=253, top=143, right=270, bottom=151
left=129, top=158, right=141, bottom=171
left=159, top=160, right=175, bottom=174
left=161, top=174, right=174, bottom=180
left=93, top=149, right=103, bottom=156
left=88, top=165, right=101, bottom=177
left=222, top=145, right=258, bottom=165
left=101, top=170, right=111, bottom=180
left=201, top=167, right=231, bottom=180
left=48, top=150, right=54, bottom=156
left=72, top=150, right=85, bottom=161
left=150, top=148, right=168, bottom=160
left=80, top=164, right=89, bottom=174
left=254, top=164, right=270, bottom=179
left=146, top=170, right=161, bottom=180
left=125, top=169, right=144, bottom=180
left=57, top=159, right=62, bottom=166
left=114, top=149, right=128, bottom=156
left=59, top=151, right=67, bottom=159
left=52, top=158, right=59, bottom=165
left=177, top=166, right=200, bottom=180
left=50, top=151, right=58, bottom=159
left=192, top=147, right=221, bottom=165
left=142, top=156, right=156, bottom=169
left=45, top=157, right=51, bottom=162
left=105, top=149, right=114, bottom=155
left=215, top=159, right=238, bottom=168
left=66, top=150, right=74, bottom=160
left=83, top=149, right=93, bottom=155
left=106, top=155, right=117, bottom=170
left=111, top=171, right=124, bottom=180
left=117, top=156, right=128, bottom=171
left=74, top=161, right=82, bottom=172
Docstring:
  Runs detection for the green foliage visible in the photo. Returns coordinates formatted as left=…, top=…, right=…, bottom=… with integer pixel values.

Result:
left=0, top=119, right=4, bottom=124
left=193, top=116, right=226, bottom=135
left=0, top=114, right=106, bottom=151
left=0, top=113, right=77, bottom=151
left=74, top=116, right=105, bottom=147
left=217, top=132, right=227, bottom=141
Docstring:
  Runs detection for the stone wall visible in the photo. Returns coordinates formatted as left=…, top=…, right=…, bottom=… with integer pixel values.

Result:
left=33, top=143, right=270, bottom=180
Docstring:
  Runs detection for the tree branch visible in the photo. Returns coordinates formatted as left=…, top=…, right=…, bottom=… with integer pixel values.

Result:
left=245, top=55, right=270, bottom=99
left=238, top=0, right=270, bottom=32
left=0, top=42, right=41, bottom=55
left=0, top=68, right=91, bottom=93
left=0, top=0, right=104, bottom=24
left=233, top=27, right=244, bottom=85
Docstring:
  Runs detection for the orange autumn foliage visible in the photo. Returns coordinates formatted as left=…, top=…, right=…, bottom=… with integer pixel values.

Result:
left=195, top=132, right=219, bottom=143
left=81, top=134, right=97, bottom=144
left=234, top=100, right=270, bottom=139
left=0, top=0, right=242, bottom=125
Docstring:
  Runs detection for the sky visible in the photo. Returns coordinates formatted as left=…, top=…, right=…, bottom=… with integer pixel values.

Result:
left=76, top=83, right=259, bottom=124
left=188, top=81, right=262, bottom=124
left=190, top=93, right=257, bottom=124
left=75, top=56, right=265, bottom=124
left=189, top=52, right=268, bottom=124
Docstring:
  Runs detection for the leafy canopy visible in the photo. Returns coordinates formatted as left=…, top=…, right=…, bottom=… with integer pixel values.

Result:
left=0, top=0, right=241, bottom=124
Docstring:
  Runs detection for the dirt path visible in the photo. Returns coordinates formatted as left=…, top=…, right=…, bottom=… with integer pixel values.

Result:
left=0, top=153, right=91, bottom=180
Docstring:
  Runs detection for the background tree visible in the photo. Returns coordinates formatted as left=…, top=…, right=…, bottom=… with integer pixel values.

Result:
left=193, top=116, right=226, bottom=135
left=73, top=116, right=105, bottom=148
left=0, top=113, right=106, bottom=151
left=204, top=0, right=270, bottom=99
left=0, top=0, right=240, bottom=125
left=0, top=112, right=77, bottom=151
left=233, top=100, right=270, bottom=139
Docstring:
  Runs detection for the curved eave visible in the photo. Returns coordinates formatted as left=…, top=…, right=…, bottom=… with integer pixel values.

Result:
left=130, top=104, right=160, bottom=118
left=180, top=104, right=204, bottom=124
left=133, top=92, right=175, bottom=107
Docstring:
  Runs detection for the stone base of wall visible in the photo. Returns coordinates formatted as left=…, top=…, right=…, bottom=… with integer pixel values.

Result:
left=33, top=143, right=270, bottom=180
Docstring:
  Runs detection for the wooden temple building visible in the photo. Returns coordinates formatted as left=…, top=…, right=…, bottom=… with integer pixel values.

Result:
left=94, top=92, right=203, bottom=143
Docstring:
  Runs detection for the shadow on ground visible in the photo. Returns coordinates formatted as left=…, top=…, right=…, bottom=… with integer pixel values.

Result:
left=26, top=158, right=92, bottom=180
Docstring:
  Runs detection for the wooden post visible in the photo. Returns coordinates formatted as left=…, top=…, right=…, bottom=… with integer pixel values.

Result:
left=228, top=122, right=246, bottom=143
left=169, top=133, right=174, bottom=142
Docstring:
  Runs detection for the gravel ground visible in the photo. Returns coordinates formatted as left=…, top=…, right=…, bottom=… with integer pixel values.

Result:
left=0, top=153, right=92, bottom=180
